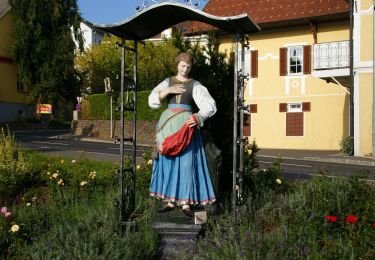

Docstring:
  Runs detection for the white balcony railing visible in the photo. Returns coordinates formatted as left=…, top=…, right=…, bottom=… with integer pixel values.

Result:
left=313, top=41, right=349, bottom=70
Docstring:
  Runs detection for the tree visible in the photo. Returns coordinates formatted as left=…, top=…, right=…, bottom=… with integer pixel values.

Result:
left=75, top=36, right=179, bottom=92
left=9, top=0, right=83, bottom=109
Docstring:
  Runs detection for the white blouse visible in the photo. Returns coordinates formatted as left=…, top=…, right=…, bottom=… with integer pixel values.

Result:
left=148, top=78, right=217, bottom=120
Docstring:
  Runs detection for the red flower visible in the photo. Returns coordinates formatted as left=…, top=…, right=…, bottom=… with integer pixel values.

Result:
left=372, top=222, right=375, bottom=228
left=324, top=215, right=338, bottom=223
left=345, top=214, right=358, bottom=224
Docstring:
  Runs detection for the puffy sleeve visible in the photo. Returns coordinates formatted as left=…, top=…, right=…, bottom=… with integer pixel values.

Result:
left=148, top=78, right=169, bottom=109
left=192, top=82, right=217, bottom=121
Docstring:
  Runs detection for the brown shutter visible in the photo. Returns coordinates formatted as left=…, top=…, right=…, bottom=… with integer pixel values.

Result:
left=279, top=103, right=287, bottom=112
left=0, top=56, right=14, bottom=64
left=303, top=45, right=311, bottom=74
left=250, top=104, right=257, bottom=113
left=243, top=114, right=251, bottom=136
left=279, top=47, right=288, bottom=76
left=251, top=50, right=258, bottom=78
left=302, top=102, right=311, bottom=112
left=286, top=112, right=304, bottom=136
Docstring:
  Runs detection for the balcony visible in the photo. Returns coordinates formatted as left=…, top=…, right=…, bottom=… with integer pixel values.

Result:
left=312, top=40, right=350, bottom=87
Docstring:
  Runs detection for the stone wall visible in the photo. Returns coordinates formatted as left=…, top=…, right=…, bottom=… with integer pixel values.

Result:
left=71, top=120, right=157, bottom=146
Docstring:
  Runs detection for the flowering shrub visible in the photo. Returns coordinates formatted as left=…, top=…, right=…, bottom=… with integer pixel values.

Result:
left=0, top=128, right=30, bottom=202
left=196, top=175, right=375, bottom=259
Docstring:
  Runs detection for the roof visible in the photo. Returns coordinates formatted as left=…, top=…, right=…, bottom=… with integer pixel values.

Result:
left=0, top=0, right=11, bottom=18
left=92, top=2, right=260, bottom=40
left=186, top=0, right=349, bottom=33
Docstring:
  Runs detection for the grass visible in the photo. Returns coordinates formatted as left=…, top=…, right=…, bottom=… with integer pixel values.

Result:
left=1, top=132, right=374, bottom=259
left=191, top=175, right=375, bottom=259
left=1, top=151, right=160, bottom=259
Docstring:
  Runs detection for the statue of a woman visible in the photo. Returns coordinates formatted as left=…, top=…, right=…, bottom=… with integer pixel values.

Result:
left=148, top=52, right=216, bottom=216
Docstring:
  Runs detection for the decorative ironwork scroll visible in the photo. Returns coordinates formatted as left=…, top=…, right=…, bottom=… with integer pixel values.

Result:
left=135, top=0, right=200, bottom=12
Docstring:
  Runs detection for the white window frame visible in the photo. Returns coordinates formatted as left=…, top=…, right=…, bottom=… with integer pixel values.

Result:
left=288, top=46, right=303, bottom=75
left=287, top=102, right=302, bottom=113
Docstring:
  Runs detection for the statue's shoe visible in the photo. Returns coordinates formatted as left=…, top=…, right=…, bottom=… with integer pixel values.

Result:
left=181, top=208, right=193, bottom=218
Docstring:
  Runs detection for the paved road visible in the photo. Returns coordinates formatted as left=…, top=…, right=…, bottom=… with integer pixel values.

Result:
left=13, top=130, right=375, bottom=180
left=258, top=155, right=375, bottom=181
left=14, top=130, right=149, bottom=163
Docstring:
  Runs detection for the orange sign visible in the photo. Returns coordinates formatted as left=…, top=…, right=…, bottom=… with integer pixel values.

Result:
left=36, top=104, right=52, bottom=114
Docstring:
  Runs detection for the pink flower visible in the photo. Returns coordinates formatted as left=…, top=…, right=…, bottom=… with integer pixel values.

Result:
left=324, top=215, right=338, bottom=223
left=1, top=207, right=7, bottom=214
left=345, top=214, right=358, bottom=224
left=4, top=212, right=11, bottom=218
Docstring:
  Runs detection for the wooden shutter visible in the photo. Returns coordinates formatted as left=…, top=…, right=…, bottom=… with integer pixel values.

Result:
left=250, top=104, right=257, bottom=113
left=279, top=103, right=287, bottom=112
left=243, top=114, right=251, bottom=136
left=279, top=47, right=288, bottom=76
left=0, top=56, right=13, bottom=64
left=286, top=112, right=304, bottom=136
left=303, top=45, right=311, bottom=74
left=251, top=50, right=258, bottom=78
left=302, top=102, right=311, bottom=112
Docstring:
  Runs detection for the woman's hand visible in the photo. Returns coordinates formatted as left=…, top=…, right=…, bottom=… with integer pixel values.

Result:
left=186, top=115, right=198, bottom=128
left=158, top=84, right=185, bottom=101
left=168, top=84, right=185, bottom=94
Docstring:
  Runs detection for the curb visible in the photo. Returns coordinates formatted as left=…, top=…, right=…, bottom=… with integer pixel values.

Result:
left=257, top=155, right=375, bottom=167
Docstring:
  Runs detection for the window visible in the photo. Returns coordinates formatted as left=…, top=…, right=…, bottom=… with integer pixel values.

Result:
left=279, top=102, right=311, bottom=136
left=287, top=103, right=302, bottom=112
left=280, top=45, right=311, bottom=76
left=288, top=46, right=303, bottom=74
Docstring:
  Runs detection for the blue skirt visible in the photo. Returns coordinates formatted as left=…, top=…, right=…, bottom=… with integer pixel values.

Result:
left=149, top=129, right=216, bottom=206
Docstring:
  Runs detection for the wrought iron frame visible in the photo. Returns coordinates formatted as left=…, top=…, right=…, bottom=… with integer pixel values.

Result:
left=135, top=0, right=201, bottom=12
left=112, top=2, right=258, bottom=231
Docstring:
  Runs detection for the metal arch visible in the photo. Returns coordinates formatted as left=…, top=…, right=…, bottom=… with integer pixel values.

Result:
left=135, top=0, right=201, bottom=12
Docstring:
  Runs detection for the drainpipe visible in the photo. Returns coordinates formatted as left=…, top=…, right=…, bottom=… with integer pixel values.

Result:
left=373, top=0, right=375, bottom=158
left=349, top=0, right=355, bottom=156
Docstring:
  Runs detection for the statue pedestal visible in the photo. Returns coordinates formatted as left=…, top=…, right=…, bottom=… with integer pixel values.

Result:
left=153, top=208, right=206, bottom=258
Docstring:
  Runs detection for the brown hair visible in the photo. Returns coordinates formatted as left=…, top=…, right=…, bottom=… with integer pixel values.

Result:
left=175, top=52, right=195, bottom=66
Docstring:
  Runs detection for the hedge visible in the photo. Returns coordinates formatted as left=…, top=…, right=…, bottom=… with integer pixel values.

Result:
left=80, top=92, right=166, bottom=121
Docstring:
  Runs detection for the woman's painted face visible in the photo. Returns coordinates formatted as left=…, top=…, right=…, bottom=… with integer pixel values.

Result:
left=177, top=61, right=192, bottom=77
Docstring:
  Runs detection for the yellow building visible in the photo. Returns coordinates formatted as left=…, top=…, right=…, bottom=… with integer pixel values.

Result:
left=187, top=0, right=374, bottom=157
left=0, top=0, right=31, bottom=122
left=354, top=0, right=374, bottom=156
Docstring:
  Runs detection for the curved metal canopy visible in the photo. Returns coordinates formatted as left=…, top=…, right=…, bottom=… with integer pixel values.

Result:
left=91, top=2, right=260, bottom=40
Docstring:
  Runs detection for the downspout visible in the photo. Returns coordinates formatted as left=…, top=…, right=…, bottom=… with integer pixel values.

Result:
left=349, top=0, right=355, bottom=156
left=373, top=0, right=375, bottom=158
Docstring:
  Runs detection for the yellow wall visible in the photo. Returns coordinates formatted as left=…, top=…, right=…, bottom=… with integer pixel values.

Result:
left=0, top=11, right=29, bottom=104
left=358, top=73, right=373, bottom=156
left=360, top=14, right=373, bottom=61
left=0, top=10, right=13, bottom=56
left=356, top=0, right=374, bottom=155
left=361, top=0, right=373, bottom=10
left=218, top=22, right=350, bottom=150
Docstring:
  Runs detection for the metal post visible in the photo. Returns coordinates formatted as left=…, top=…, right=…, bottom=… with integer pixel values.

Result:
left=119, top=38, right=125, bottom=227
left=232, top=33, right=239, bottom=222
left=132, top=40, right=138, bottom=208
left=239, top=36, right=245, bottom=200
left=373, top=0, right=375, bottom=158
left=349, top=0, right=355, bottom=156
left=110, top=95, right=113, bottom=138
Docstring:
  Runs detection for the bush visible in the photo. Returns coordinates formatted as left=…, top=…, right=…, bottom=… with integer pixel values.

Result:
left=80, top=92, right=166, bottom=121
left=0, top=152, right=159, bottom=259
left=0, top=128, right=30, bottom=201
left=340, top=136, right=354, bottom=155
left=194, top=176, right=375, bottom=259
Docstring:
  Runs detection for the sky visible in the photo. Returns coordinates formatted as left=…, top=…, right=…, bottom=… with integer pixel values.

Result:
left=77, top=0, right=208, bottom=25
